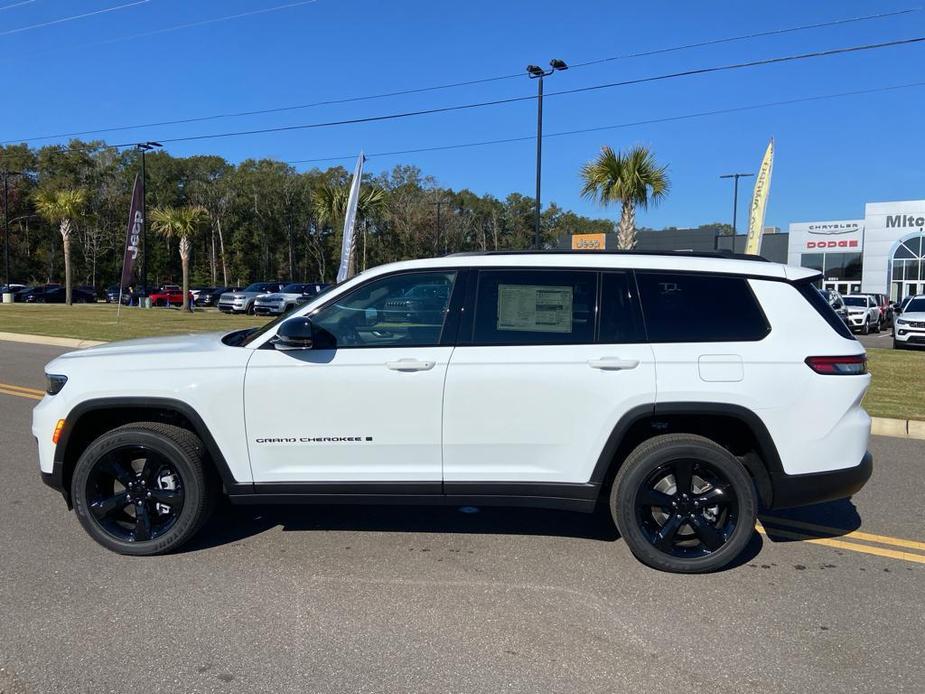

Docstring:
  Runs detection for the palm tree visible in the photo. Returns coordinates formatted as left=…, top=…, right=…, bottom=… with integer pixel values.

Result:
left=150, top=205, right=209, bottom=311
left=580, top=145, right=670, bottom=250
left=312, top=184, right=385, bottom=276
left=34, top=188, right=86, bottom=305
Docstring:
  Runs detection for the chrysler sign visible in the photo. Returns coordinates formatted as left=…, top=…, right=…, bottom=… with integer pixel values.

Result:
left=789, top=219, right=864, bottom=253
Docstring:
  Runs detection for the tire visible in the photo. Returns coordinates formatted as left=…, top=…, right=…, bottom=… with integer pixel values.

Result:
left=610, top=433, right=757, bottom=574
left=875, top=317, right=882, bottom=333
left=893, top=339, right=905, bottom=350
left=861, top=319, right=870, bottom=335
left=245, top=302, right=255, bottom=315
left=71, top=422, right=216, bottom=555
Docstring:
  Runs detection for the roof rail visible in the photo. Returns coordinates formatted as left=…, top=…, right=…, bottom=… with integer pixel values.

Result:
left=446, top=249, right=770, bottom=262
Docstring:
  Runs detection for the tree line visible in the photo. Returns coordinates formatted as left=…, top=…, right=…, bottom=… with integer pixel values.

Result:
left=1, top=140, right=627, bottom=292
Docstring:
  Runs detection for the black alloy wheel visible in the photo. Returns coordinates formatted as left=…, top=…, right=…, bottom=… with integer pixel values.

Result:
left=85, top=446, right=185, bottom=543
left=72, top=422, right=215, bottom=555
left=633, top=459, right=738, bottom=559
left=612, top=434, right=757, bottom=573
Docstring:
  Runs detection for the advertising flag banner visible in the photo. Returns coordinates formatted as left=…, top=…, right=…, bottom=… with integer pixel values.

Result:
left=745, top=138, right=774, bottom=256
left=119, top=173, right=143, bottom=290
left=336, top=152, right=365, bottom=284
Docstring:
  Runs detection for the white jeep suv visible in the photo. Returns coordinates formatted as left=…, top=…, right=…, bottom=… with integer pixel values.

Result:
left=893, top=295, right=925, bottom=349
left=842, top=294, right=882, bottom=334
left=33, top=252, right=872, bottom=573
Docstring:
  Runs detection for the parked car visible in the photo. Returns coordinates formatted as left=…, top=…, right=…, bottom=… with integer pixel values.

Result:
left=36, top=251, right=872, bottom=573
left=842, top=294, right=881, bottom=334
left=218, top=282, right=285, bottom=314
left=1, top=283, right=26, bottom=295
left=253, top=283, right=331, bottom=316
left=189, top=286, right=208, bottom=303
left=866, top=293, right=893, bottom=329
left=893, top=295, right=925, bottom=349
left=194, top=286, right=236, bottom=307
left=105, top=285, right=127, bottom=303
left=148, top=286, right=193, bottom=307
left=16, top=284, right=60, bottom=303
left=25, top=286, right=96, bottom=303
left=819, top=288, right=849, bottom=325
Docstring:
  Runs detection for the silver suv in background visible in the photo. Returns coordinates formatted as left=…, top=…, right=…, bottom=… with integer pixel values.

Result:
left=253, top=283, right=331, bottom=316
left=843, top=294, right=882, bottom=334
left=218, top=282, right=285, bottom=315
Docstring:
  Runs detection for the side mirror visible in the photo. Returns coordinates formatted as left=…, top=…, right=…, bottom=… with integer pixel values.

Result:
left=894, top=306, right=902, bottom=315
left=275, top=317, right=313, bottom=351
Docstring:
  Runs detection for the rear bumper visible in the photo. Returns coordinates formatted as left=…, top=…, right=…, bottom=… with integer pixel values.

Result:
left=769, top=451, right=872, bottom=509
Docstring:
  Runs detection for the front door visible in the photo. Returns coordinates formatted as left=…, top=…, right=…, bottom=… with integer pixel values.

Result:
left=442, top=269, right=656, bottom=486
left=244, top=270, right=460, bottom=484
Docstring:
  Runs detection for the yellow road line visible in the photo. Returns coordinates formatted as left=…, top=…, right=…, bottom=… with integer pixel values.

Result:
left=762, top=515, right=925, bottom=553
left=0, top=386, right=42, bottom=401
left=0, top=382, right=45, bottom=396
left=756, top=521, right=925, bottom=565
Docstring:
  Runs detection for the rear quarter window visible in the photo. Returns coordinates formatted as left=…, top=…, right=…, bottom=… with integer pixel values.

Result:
left=636, top=271, right=770, bottom=342
left=795, top=280, right=855, bottom=340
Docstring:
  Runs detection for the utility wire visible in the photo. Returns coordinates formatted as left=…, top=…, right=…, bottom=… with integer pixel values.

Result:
left=0, top=0, right=37, bottom=11
left=86, top=36, right=921, bottom=148
left=0, top=0, right=152, bottom=37
left=5, top=6, right=919, bottom=144
left=285, top=82, right=925, bottom=164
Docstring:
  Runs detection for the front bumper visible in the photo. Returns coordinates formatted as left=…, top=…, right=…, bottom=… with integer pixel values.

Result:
left=219, top=300, right=246, bottom=312
left=847, top=314, right=867, bottom=327
left=254, top=301, right=285, bottom=315
left=894, top=326, right=925, bottom=344
left=769, top=452, right=872, bottom=509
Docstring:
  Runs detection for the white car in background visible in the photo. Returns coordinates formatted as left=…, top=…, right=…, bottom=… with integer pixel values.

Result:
left=842, top=294, right=882, bottom=334
left=893, top=295, right=925, bottom=349
left=253, top=283, right=331, bottom=316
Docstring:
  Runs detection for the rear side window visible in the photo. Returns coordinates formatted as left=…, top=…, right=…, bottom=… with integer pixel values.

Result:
left=599, top=272, right=645, bottom=343
left=472, top=269, right=596, bottom=345
left=636, top=272, right=770, bottom=342
left=795, top=280, right=855, bottom=340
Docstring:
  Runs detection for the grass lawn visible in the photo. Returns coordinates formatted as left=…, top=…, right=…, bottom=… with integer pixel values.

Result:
left=864, top=347, right=925, bottom=421
left=0, top=303, right=268, bottom=342
left=1, top=305, right=922, bottom=420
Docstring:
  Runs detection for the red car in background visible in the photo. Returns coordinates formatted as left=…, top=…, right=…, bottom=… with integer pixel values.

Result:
left=149, top=285, right=193, bottom=307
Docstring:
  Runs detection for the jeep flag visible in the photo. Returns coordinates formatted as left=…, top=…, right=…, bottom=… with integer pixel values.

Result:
left=336, top=151, right=365, bottom=284
left=119, top=173, right=143, bottom=288
left=744, top=138, right=774, bottom=256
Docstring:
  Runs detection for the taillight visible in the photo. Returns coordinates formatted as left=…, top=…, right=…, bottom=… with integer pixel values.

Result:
left=805, top=355, right=868, bottom=375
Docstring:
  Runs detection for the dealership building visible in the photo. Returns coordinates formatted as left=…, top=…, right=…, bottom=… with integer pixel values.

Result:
left=787, top=199, right=925, bottom=301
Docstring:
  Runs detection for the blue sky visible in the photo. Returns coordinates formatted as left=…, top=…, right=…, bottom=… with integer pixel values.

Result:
left=2, top=0, right=923, bottom=231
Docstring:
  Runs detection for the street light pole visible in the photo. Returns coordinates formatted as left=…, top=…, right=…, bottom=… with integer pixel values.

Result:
left=2, top=171, right=24, bottom=293
left=135, top=142, right=161, bottom=296
left=527, top=58, right=567, bottom=250
left=718, top=172, right=754, bottom=250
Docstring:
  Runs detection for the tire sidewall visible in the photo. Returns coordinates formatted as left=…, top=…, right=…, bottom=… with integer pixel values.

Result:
left=612, top=437, right=757, bottom=573
left=72, top=428, right=207, bottom=555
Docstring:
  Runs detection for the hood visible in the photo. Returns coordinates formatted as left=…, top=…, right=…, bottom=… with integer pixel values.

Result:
left=846, top=306, right=868, bottom=313
left=257, top=293, right=283, bottom=300
left=53, top=332, right=227, bottom=362
left=898, top=311, right=925, bottom=322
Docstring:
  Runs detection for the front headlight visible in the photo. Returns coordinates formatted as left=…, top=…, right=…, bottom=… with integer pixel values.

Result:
left=46, top=374, right=68, bottom=395
left=896, top=318, right=908, bottom=325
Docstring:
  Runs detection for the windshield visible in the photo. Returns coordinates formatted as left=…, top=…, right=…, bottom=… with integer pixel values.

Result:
left=243, top=283, right=268, bottom=292
left=904, top=298, right=925, bottom=313
left=282, top=284, right=305, bottom=293
left=843, top=297, right=867, bottom=307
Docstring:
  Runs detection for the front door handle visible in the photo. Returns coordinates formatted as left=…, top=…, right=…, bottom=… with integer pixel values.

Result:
left=386, top=358, right=436, bottom=372
left=588, top=357, right=640, bottom=371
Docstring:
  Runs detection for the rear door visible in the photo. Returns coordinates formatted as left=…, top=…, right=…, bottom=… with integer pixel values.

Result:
left=442, top=268, right=656, bottom=487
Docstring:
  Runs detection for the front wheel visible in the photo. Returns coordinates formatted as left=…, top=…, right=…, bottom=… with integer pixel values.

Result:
left=611, top=434, right=757, bottom=573
left=861, top=319, right=870, bottom=335
left=71, top=422, right=216, bottom=555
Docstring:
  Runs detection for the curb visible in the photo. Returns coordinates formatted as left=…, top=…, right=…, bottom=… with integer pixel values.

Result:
left=0, top=331, right=106, bottom=349
left=871, top=416, right=925, bottom=441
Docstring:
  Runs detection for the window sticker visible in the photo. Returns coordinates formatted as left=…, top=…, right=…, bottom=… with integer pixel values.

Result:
left=497, top=284, right=573, bottom=333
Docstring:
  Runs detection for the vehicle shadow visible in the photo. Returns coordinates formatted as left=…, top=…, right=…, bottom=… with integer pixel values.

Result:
left=759, top=498, right=862, bottom=541
left=184, top=501, right=766, bottom=570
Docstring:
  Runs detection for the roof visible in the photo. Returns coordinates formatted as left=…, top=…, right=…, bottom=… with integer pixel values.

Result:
left=348, top=250, right=818, bottom=283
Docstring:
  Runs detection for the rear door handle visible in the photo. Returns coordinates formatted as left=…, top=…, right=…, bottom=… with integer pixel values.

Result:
left=386, top=358, right=436, bottom=372
left=588, top=357, right=640, bottom=371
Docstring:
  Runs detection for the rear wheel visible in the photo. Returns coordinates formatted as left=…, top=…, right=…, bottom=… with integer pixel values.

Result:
left=71, top=422, right=216, bottom=555
left=611, top=434, right=757, bottom=573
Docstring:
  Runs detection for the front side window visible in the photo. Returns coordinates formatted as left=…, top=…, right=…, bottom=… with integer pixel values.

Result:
left=472, top=269, right=596, bottom=345
left=311, top=271, right=457, bottom=348
left=636, top=272, right=769, bottom=342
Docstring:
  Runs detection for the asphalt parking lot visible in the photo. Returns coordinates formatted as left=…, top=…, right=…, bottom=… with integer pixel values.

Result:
left=0, top=341, right=923, bottom=693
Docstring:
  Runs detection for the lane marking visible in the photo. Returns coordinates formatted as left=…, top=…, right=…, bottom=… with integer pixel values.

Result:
left=0, top=382, right=45, bottom=396
left=756, top=521, right=925, bottom=565
left=0, top=386, right=42, bottom=401
left=762, top=515, right=925, bottom=553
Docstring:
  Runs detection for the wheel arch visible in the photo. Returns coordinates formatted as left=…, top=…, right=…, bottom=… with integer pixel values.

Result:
left=54, top=397, right=246, bottom=507
left=591, top=402, right=784, bottom=508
